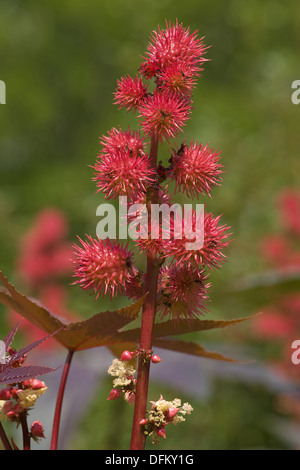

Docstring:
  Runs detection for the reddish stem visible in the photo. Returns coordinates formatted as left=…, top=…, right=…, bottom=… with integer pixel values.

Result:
left=0, top=422, right=13, bottom=450
left=20, top=412, right=30, bottom=450
left=50, top=349, right=74, bottom=450
left=130, top=135, right=159, bottom=450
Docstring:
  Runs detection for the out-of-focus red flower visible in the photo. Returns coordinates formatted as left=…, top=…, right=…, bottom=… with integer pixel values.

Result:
left=278, top=189, right=300, bottom=237
left=252, top=309, right=296, bottom=339
left=17, top=208, right=74, bottom=287
left=6, top=208, right=77, bottom=350
left=260, top=235, right=291, bottom=268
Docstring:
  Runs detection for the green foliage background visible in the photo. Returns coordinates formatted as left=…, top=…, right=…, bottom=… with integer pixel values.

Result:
left=0, top=0, right=299, bottom=450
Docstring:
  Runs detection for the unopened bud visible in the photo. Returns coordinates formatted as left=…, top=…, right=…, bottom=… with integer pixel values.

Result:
left=7, top=347, right=15, bottom=356
left=107, top=388, right=122, bottom=401
left=120, top=350, right=133, bottom=362
left=157, top=427, right=166, bottom=439
left=6, top=411, right=17, bottom=422
left=139, top=418, right=148, bottom=426
left=31, top=421, right=45, bottom=438
left=151, top=354, right=162, bottom=364
left=0, top=388, right=11, bottom=400
left=23, top=379, right=46, bottom=390
left=124, top=391, right=135, bottom=404
left=167, top=407, right=179, bottom=419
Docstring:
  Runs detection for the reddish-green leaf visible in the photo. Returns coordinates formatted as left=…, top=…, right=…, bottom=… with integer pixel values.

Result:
left=0, top=365, right=58, bottom=385
left=59, top=298, right=145, bottom=351
left=113, top=316, right=254, bottom=343
left=0, top=270, right=145, bottom=351
left=152, top=338, right=240, bottom=362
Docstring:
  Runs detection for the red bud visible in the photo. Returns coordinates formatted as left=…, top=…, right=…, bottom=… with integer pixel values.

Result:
left=157, top=427, right=166, bottom=439
left=151, top=354, right=162, bottom=364
left=167, top=407, right=179, bottom=419
left=23, top=379, right=45, bottom=390
left=31, top=421, right=45, bottom=438
left=107, top=389, right=122, bottom=401
left=124, top=391, right=135, bottom=404
left=0, top=388, right=11, bottom=400
left=6, top=411, right=17, bottom=422
left=120, top=350, right=133, bottom=361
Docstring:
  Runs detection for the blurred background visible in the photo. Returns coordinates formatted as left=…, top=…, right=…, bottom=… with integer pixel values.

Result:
left=0, top=0, right=299, bottom=450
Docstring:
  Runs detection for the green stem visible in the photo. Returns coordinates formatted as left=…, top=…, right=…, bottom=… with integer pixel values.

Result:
left=130, top=135, right=159, bottom=450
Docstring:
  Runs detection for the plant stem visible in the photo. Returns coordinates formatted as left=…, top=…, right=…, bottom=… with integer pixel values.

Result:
left=0, top=422, right=12, bottom=450
left=50, top=349, right=74, bottom=450
left=130, top=135, right=159, bottom=450
left=20, top=412, right=30, bottom=450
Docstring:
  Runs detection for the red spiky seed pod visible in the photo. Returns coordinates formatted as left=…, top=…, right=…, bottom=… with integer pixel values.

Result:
left=93, top=148, right=155, bottom=200
left=100, top=127, right=146, bottom=158
left=73, top=236, right=134, bottom=299
left=114, top=74, right=148, bottom=112
left=143, top=20, right=208, bottom=74
left=164, top=211, right=231, bottom=272
left=170, top=141, right=223, bottom=198
left=158, top=264, right=210, bottom=322
left=139, top=91, right=191, bottom=142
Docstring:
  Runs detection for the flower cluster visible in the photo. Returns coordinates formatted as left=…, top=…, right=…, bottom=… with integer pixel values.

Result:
left=72, top=20, right=231, bottom=447
left=140, top=395, right=193, bottom=444
left=107, top=350, right=162, bottom=404
left=107, top=358, right=137, bottom=404
left=73, top=20, right=231, bottom=326
left=113, top=20, right=207, bottom=142
left=0, top=378, right=47, bottom=423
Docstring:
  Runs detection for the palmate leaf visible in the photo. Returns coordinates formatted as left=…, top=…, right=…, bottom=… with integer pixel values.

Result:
left=103, top=338, right=240, bottom=363
left=0, top=322, right=60, bottom=385
left=7, top=330, right=62, bottom=366
left=0, top=270, right=145, bottom=352
left=0, top=270, right=249, bottom=362
left=114, top=316, right=254, bottom=343
left=3, top=320, right=22, bottom=349
left=58, top=298, right=145, bottom=351
left=152, top=338, right=240, bottom=362
left=0, top=365, right=58, bottom=385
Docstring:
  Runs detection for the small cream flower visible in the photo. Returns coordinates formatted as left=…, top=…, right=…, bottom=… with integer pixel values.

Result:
left=17, top=386, right=47, bottom=409
left=0, top=400, right=8, bottom=421
left=108, top=359, right=135, bottom=387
